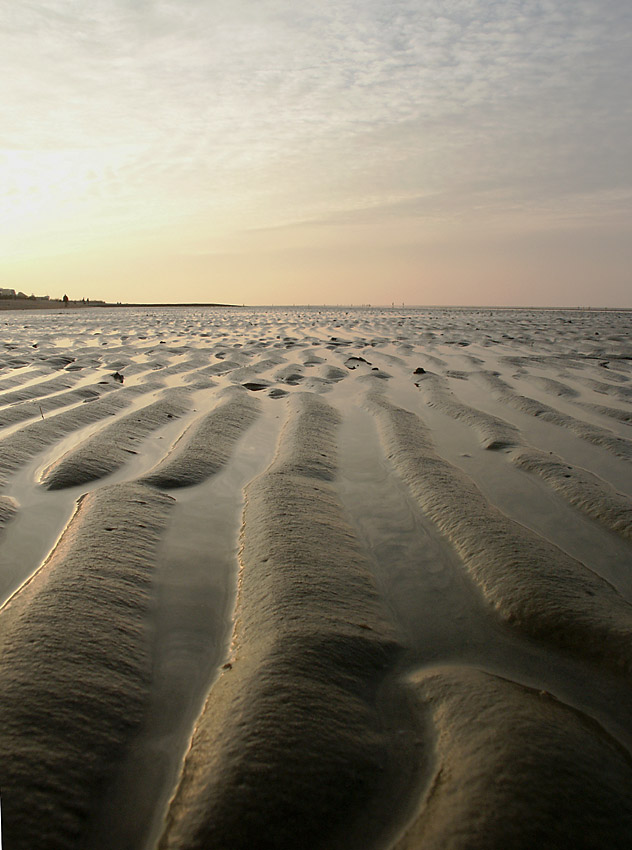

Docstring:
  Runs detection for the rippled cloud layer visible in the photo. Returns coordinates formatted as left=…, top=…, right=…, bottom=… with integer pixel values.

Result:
left=2, top=1, right=630, bottom=305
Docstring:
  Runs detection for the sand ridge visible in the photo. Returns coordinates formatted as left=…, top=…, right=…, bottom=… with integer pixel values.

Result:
left=159, top=393, right=408, bottom=850
left=395, top=666, right=632, bottom=849
left=0, top=483, right=175, bottom=850
left=40, top=389, right=192, bottom=490
left=477, top=369, right=632, bottom=462
left=413, top=370, right=631, bottom=540
left=141, top=388, right=261, bottom=490
left=368, top=389, right=632, bottom=674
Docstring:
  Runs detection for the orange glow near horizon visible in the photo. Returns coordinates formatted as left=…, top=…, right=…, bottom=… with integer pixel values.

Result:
left=2, top=2, right=631, bottom=307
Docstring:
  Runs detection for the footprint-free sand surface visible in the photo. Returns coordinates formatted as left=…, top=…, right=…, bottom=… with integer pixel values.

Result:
left=0, top=305, right=630, bottom=849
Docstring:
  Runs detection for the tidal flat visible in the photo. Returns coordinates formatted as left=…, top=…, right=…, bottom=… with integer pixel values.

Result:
left=0, top=305, right=630, bottom=849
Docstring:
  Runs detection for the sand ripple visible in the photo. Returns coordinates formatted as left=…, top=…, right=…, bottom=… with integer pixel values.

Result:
left=159, top=394, right=404, bottom=850
left=396, top=667, right=632, bottom=849
left=0, top=484, right=174, bottom=850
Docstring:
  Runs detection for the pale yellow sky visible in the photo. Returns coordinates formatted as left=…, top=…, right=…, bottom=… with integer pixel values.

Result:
left=2, top=1, right=630, bottom=306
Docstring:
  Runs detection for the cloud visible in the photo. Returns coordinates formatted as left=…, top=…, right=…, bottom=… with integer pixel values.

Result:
left=1, top=0, right=630, bottom=301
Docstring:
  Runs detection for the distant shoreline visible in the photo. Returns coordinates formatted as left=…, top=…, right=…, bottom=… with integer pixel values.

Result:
left=107, top=302, right=241, bottom=308
left=0, top=300, right=238, bottom=311
left=0, top=300, right=629, bottom=312
left=0, top=300, right=104, bottom=311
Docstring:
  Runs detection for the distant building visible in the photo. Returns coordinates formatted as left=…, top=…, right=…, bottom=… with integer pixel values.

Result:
left=0, top=288, right=16, bottom=298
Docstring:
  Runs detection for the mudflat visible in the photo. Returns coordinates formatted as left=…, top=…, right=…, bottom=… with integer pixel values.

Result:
left=0, top=305, right=630, bottom=849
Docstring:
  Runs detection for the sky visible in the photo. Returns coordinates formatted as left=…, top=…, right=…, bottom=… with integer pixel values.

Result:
left=1, top=0, right=631, bottom=306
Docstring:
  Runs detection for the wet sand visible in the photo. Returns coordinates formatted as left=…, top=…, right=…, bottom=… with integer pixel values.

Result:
left=0, top=305, right=630, bottom=848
